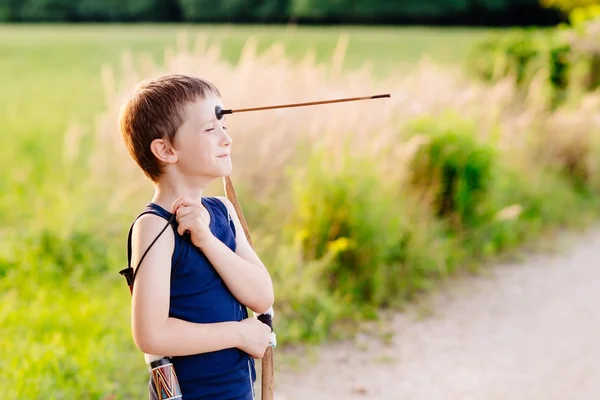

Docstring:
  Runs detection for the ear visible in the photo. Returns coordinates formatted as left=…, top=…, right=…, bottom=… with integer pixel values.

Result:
left=150, top=138, right=178, bottom=165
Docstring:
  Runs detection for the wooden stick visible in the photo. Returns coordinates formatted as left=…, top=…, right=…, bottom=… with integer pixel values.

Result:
left=224, top=175, right=274, bottom=400
left=217, top=93, right=390, bottom=118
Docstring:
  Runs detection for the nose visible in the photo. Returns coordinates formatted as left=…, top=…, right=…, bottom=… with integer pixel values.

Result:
left=220, top=128, right=233, bottom=147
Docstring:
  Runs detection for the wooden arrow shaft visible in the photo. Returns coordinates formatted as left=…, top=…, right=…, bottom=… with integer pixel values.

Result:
left=220, top=93, right=390, bottom=116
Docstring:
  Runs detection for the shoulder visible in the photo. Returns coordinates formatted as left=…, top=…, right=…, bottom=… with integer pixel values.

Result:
left=213, top=196, right=240, bottom=239
left=214, top=196, right=243, bottom=222
left=133, top=211, right=172, bottom=233
left=214, top=196, right=235, bottom=214
left=131, top=212, right=175, bottom=255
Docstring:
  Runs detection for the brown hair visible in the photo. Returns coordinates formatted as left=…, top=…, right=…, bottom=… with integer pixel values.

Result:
left=119, top=74, right=221, bottom=182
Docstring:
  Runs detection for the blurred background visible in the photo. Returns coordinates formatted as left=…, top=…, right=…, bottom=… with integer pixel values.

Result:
left=2, top=0, right=600, bottom=399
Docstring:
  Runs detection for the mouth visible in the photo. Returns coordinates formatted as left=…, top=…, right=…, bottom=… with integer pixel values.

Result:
left=217, top=154, right=230, bottom=159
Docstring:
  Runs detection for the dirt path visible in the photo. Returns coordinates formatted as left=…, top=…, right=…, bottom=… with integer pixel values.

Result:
left=266, top=228, right=600, bottom=400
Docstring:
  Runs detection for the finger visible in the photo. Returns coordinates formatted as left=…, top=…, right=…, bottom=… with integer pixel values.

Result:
left=179, top=208, right=209, bottom=224
left=172, top=197, right=194, bottom=214
left=171, top=196, right=201, bottom=213
left=177, top=220, right=192, bottom=236
left=171, top=196, right=186, bottom=214
left=177, top=221, right=186, bottom=236
left=175, top=205, right=195, bottom=219
left=177, top=212, right=206, bottom=227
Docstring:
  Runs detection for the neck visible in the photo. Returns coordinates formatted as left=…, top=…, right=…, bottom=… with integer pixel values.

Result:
left=152, top=172, right=213, bottom=212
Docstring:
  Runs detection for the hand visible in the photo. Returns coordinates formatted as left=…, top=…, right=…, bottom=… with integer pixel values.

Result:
left=172, top=196, right=214, bottom=249
left=237, top=317, right=272, bottom=359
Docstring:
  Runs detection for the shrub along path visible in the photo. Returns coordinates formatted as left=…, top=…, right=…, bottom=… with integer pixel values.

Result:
left=267, top=227, right=600, bottom=400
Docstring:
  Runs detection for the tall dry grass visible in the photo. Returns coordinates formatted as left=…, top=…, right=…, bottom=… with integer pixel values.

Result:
left=81, top=31, right=600, bottom=223
left=68, top=31, right=600, bottom=327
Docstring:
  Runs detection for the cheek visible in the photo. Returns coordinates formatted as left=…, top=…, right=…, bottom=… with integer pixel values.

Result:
left=181, top=137, right=216, bottom=161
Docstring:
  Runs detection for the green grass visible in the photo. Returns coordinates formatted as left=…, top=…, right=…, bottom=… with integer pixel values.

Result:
left=0, top=280, right=145, bottom=399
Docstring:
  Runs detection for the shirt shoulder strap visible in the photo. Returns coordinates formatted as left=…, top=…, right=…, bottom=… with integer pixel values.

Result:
left=206, top=196, right=236, bottom=239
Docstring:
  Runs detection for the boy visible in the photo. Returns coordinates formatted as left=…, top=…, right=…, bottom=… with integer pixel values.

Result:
left=119, top=74, right=275, bottom=400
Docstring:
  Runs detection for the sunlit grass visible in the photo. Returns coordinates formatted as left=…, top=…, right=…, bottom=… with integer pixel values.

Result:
left=2, top=23, right=599, bottom=399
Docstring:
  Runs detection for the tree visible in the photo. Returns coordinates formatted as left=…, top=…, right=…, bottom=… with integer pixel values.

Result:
left=540, top=0, right=600, bottom=25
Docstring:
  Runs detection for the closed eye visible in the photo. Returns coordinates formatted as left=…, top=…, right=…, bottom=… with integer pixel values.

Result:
left=206, top=126, right=226, bottom=132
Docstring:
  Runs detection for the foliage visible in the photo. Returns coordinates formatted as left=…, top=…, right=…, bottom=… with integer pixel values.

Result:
left=0, top=0, right=562, bottom=24
left=541, top=0, right=598, bottom=13
left=287, top=147, right=452, bottom=312
left=407, top=116, right=496, bottom=230
left=540, top=0, right=600, bottom=25
left=179, top=0, right=289, bottom=22
left=466, top=23, right=600, bottom=108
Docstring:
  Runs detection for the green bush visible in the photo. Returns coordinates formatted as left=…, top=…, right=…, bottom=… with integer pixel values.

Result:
left=463, top=157, right=594, bottom=260
left=275, top=113, right=600, bottom=341
left=407, top=116, right=496, bottom=230
left=467, top=25, right=600, bottom=107
left=468, top=29, right=543, bottom=85
left=285, top=145, right=453, bottom=315
left=267, top=238, right=348, bottom=344
left=401, top=112, right=599, bottom=265
left=466, top=28, right=572, bottom=104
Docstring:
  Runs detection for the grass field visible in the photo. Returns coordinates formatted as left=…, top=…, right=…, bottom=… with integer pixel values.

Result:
left=4, top=23, right=599, bottom=399
left=0, top=23, right=491, bottom=144
left=0, top=24, right=496, bottom=228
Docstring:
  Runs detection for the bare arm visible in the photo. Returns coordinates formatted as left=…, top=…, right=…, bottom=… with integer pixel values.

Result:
left=130, top=213, right=242, bottom=356
left=194, top=196, right=274, bottom=314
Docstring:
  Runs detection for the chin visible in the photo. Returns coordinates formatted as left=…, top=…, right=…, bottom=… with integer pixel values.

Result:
left=218, top=166, right=233, bottom=177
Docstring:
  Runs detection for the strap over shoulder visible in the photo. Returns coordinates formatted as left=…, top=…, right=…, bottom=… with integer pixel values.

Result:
left=120, top=209, right=176, bottom=295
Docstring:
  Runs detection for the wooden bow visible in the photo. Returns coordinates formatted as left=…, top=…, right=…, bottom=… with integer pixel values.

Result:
left=224, top=175, right=275, bottom=400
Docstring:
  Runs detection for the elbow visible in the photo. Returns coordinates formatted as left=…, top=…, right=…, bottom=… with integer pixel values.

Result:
left=251, top=291, right=275, bottom=315
left=135, top=337, right=158, bottom=355
left=133, top=324, right=164, bottom=355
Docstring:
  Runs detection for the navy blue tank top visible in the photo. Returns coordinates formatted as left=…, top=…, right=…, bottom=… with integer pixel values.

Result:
left=127, top=196, right=256, bottom=400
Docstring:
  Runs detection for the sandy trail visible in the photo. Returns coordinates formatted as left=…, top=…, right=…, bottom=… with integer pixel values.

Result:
left=265, top=228, right=600, bottom=400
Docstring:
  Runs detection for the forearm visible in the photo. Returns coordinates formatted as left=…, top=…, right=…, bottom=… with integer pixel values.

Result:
left=135, top=317, right=241, bottom=357
left=200, top=236, right=274, bottom=313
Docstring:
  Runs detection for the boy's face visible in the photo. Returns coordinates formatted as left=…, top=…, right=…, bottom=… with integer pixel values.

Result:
left=171, top=95, right=233, bottom=179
